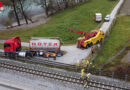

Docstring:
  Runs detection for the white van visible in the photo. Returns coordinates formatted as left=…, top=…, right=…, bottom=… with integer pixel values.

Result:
left=95, top=13, right=102, bottom=22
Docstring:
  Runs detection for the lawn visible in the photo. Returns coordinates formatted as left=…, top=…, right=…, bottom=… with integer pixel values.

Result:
left=0, top=43, right=3, bottom=49
left=93, top=16, right=130, bottom=67
left=0, top=0, right=118, bottom=44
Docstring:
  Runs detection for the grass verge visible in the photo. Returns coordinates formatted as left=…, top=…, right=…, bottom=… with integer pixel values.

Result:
left=93, top=15, right=130, bottom=67
left=0, top=44, right=3, bottom=49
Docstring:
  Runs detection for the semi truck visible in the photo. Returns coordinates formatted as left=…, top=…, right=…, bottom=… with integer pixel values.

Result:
left=4, top=37, right=63, bottom=58
left=69, top=29, right=104, bottom=48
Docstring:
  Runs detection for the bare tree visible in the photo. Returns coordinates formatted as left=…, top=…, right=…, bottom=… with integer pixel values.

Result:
left=34, top=0, right=50, bottom=17
left=11, top=0, right=21, bottom=26
left=55, top=0, right=62, bottom=10
left=2, top=0, right=21, bottom=26
left=63, top=0, right=69, bottom=9
left=18, top=0, right=28, bottom=24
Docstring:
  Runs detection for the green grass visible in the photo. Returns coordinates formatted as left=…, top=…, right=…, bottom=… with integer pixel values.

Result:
left=94, top=16, right=130, bottom=66
left=0, top=44, right=3, bottom=49
left=0, top=0, right=118, bottom=44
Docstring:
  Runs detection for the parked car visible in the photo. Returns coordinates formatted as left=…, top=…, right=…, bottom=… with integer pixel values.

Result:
left=104, top=15, right=110, bottom=22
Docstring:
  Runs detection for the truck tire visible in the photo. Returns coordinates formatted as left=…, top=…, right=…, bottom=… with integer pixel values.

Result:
left=89, top=43, right=93, bottom=47
left=100, top=38, right=103, bottom=45
left=96, top=40, right=99, bottom=44
left=8, top=52, right=15, bottom=58
left=85, top=45, right=89, bottom=49
left=26, top=52, right=33, bottom=57
left=57, top=51, right=63, bottom=57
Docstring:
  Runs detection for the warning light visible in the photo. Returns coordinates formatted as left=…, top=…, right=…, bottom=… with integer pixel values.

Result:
left=0, top=1, right=2, bottom=7
left=0, top=1, right=4, bottom=13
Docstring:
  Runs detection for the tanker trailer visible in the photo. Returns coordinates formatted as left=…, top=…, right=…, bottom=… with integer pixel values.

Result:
left=29, top=37, right=63, bottom=57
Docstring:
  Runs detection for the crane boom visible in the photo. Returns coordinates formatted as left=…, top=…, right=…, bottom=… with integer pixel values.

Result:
left=69, top=28, right=87, bottom=35
left=69, top=28, right=97, bottom=40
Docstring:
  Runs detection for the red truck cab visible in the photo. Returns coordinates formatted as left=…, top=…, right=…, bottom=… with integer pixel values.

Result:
left=4, top=37, right=21, bottom=53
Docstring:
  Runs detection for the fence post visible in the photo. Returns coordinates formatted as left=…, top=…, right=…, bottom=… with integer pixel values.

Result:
left=76, top=65, right=77, bottom=72
left=125, top=74, right=128, bottom=82
left=112, top=72, right=115, bottom=79
left=99, top=69, right=101, bottom=76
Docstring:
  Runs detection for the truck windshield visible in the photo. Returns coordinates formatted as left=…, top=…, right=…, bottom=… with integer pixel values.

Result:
left=4, top=44, right=11, bottom=48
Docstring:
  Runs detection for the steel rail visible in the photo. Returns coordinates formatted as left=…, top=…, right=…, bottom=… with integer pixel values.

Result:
left=0, top=61, right=129, bottom=90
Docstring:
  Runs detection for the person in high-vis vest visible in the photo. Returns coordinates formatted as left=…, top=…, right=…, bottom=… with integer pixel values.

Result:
left=52, top=53, right=57, bottom=60
left=45, top=52, right=50, bottom=60
left=83, top=60, right=89, bottom=68
left=83, top=73, right=90, bottom=88
left=81, top=68, right=85, bottom=79
left=76, top=60, right=80, bottom=67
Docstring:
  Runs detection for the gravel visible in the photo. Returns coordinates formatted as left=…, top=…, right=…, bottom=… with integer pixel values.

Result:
left=0, top=58, right=93, bottom=90
left=0, top=58, right=130, bottom=90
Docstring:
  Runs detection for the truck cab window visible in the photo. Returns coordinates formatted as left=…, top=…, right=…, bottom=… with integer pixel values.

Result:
left=4, top=44, right=11, bottom=48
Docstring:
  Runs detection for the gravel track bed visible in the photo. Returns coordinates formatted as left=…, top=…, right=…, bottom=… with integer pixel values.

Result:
left=0, top=58, right=130, bottom=89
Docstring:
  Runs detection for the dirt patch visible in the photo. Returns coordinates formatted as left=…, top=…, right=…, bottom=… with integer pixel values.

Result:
left=122, top=51, right=130, bottom=63
left=119, top=0, right=130, bottom=15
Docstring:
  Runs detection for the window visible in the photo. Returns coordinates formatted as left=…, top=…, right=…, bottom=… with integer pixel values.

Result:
left=4, top=44, right=11, bottom=48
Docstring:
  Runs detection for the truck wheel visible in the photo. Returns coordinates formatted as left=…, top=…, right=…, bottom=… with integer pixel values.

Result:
left=90, top=43, right=93, bottom=47
left=85, top=45, right=89, bottom=49
left=57, top=51, right=63, bottom=57
left=26, top=53, right=32, bottom=57
left=100, top=39, right=103, bottom=45
left=96, top=40, right=99, bottom=44
left=25, top=53, right=29, bottom=57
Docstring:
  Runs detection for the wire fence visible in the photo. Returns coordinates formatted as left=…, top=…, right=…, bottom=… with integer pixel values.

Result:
left=88, top=67, right=130, bottom=82
left=101, top=41, right=130, bottom=69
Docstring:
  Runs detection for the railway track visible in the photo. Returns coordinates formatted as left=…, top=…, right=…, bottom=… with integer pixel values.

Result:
left=0, top=61, right=129, bottom=90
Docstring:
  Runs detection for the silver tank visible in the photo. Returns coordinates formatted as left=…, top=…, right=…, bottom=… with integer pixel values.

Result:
left=29, top=37, right=61, bottom=51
